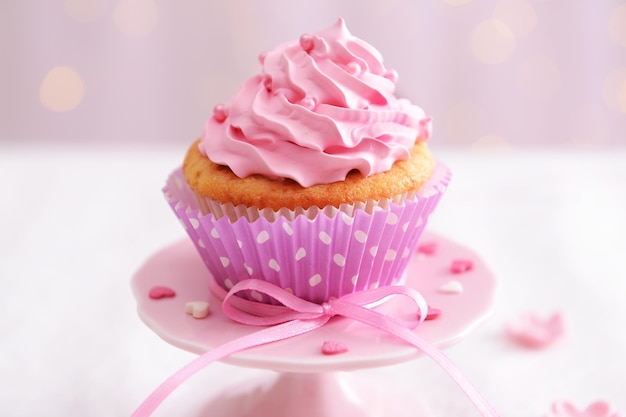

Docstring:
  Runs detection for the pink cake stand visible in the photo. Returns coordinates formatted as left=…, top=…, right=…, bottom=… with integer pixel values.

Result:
left=132, top=232, right=497, bottom=417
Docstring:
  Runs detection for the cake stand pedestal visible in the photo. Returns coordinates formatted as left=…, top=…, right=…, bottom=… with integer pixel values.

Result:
left=132, top=233, right=497, bottom=416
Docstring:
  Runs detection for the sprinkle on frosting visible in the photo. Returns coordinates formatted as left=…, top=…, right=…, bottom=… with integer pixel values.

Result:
left=199, top=18, right=432, bottom=187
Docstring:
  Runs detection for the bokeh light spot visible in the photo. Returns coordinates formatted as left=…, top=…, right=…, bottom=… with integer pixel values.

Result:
left=113, top=0, right=158, bottom=37
left=609, top=3, right=626, bottom=48
left=471, top=19, right=516, bottom=64
left=40, top=66, right=85, bottom=112
left=518, top=55, right=562, bottom=100
left=64, top=0, right=108, bottom=22
left=493, top=0, right=538, bottom=38
left=603, top=68, right=626, bottom=113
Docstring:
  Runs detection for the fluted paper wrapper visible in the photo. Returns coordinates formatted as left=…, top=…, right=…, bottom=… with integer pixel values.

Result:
left=163, top=164, right=451, bottom=304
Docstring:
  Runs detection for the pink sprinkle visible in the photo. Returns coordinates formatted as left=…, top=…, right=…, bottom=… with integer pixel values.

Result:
left=213, top=104, right=228, bottom=123
left=149, top=286, right=176, bottom=300
left=418, top=306, right=442, bottom=321
left=417, top=241, right=438, bottom=255
left=545, top=401, right=621, bottom=417
left=345, top=61, right=362, bottom=75
left=450, top=259, right=473, bottom=274
left=507, top=311, right=565, bottom=349
left=299, top=34, right=315, bottom=52
left=300, top=96, right=317, bottom=110
left=321, top=340, right=349, bottom=355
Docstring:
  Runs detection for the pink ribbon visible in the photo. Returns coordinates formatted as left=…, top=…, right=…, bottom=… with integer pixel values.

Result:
left=132, top=279, right=500, bottom=417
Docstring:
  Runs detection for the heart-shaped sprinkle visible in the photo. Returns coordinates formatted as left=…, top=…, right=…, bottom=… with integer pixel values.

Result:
left=185, top=301, right=210, bottom=319
left=149, top=286, right=176, bottom=300
left=220, top=257, right=230, bottom=267
left=418, top=306, right=442, bottom=321
left=546, top=401, right=620, bottom=417
left=507, top=311, right=565, bottom=349
left=417, top=241, right=438, bottom=255
left=439, top=280, right=464, bottom=294
left=450, top=259, right=473, bottom=274
left=321, top=340, right=349, bottom=355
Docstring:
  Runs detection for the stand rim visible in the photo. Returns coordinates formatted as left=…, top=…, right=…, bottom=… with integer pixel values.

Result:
left=132, top=232, right=497, bottom=372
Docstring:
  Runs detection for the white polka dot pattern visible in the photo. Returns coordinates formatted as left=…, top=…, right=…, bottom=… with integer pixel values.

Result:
left=295, top=247, right=306, bottom=260
left=164, top=165, right=451, bottom=303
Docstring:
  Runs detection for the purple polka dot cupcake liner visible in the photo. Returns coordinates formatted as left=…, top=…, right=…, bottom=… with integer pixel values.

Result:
left=163, top=164, right=451, bottom=304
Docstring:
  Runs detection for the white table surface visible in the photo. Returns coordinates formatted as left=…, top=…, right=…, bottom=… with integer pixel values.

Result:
left=1, top=142, right=625, bottom=417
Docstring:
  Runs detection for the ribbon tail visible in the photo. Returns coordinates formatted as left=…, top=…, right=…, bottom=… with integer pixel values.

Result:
left=131, top=318, right=327, bottom=417
left=399, top=329, right=500, bottom=417
left=336, top=304, right=501, bottom=417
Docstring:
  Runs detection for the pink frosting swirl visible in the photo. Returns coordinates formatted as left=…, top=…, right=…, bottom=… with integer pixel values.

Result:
left=199, top=18, right=432, bottom=187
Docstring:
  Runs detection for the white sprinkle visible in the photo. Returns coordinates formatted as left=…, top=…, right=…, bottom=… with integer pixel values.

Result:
left=439, top=280, right=464, bottom=294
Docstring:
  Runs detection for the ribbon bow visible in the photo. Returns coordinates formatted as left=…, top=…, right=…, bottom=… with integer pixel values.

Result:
left=132, top=279, right=500, bottom=417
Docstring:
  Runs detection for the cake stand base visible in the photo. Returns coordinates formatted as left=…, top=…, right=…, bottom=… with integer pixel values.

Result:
left=198, top=372, right=432, bottom=417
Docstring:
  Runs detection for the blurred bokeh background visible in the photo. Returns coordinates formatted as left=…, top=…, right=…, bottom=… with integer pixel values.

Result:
left=2, top=0, right=625, bottom=149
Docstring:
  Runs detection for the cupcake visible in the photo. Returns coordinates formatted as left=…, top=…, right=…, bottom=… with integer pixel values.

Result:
left=164, top=18, right=451, bottom=304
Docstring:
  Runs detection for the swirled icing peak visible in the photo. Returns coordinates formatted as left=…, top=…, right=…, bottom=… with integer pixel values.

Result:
left=199, top=18, right=432, bottom=187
